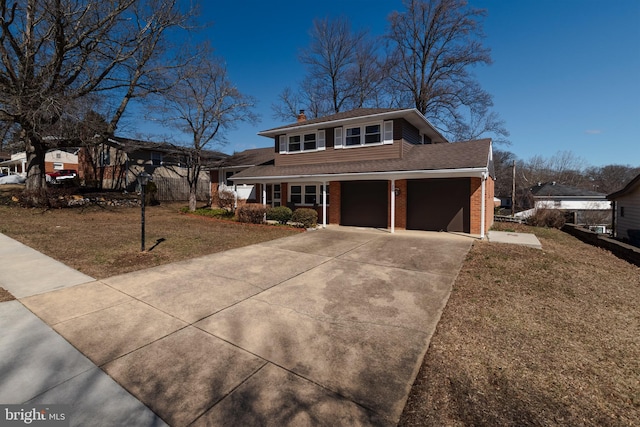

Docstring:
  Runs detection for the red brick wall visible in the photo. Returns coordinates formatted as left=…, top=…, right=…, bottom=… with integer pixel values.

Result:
left=470, top=176, right=495, bottom=235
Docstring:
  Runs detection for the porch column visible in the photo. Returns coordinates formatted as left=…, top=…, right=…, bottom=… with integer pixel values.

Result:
left=322, top=181, right=327, bottom=228
left=480, top=173, right=486, bottom=239
left=262, top=183, right=267, bottom=205
left=390, top=179, right=396, bottom=234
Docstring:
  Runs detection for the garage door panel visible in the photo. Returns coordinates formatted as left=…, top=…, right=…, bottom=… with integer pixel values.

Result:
left=407, top=179, right=470, bottom=233
left=341, top=181, right=388, bottom=228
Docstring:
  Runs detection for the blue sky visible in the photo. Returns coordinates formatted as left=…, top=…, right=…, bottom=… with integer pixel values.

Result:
left=137, top=0, right=640, bottom=168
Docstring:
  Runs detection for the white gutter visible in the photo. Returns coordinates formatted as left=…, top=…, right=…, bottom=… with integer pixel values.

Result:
left=481, top=172, right=487, bottom=239
left=231, top=167, right=489, bottom=184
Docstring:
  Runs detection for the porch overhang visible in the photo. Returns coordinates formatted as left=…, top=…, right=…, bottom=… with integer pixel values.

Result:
left=230, top=167, right=490, bottom=184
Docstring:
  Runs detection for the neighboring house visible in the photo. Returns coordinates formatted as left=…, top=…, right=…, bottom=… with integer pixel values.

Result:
left=528, top=182, right=611, bottom=228
left=221, top=108, right=495, bottom=237
left=607, top=173, right=640, bottom=246
left=0, top=148, right=79, bottom=176
left=212, top=147, right=275, bottom=203
left=79, top=137, right=227, bottom=201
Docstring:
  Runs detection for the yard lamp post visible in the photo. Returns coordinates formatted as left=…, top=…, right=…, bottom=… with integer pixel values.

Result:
left=137, top=172, right=151, bottom=252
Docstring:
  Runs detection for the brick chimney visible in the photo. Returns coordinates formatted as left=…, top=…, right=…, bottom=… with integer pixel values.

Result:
left=297, top=109, right=307, bottom=123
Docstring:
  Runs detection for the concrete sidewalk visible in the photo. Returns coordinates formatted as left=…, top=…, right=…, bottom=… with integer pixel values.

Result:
left=2, top=228, right=473, bottom=426
left=0, top=233, right=167, bottom=426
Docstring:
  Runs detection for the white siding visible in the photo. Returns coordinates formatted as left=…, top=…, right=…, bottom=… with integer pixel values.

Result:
left=615, top=189, right=640, bottom=240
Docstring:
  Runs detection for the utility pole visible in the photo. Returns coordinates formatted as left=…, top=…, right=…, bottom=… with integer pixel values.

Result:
left=511, top=160, right=516, bottom=217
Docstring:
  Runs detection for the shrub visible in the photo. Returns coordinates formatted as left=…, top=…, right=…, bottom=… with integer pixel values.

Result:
left=291, top=208, right=318, bottom=229
left=215, top=189, right=236, bottom=210
left=266, top=206, right=293, bottom=224
left=181, top=207, right=234, bottom=219
left=526, top=209, right=566, bottom=229
left=236, top=204, right=267, bottom=224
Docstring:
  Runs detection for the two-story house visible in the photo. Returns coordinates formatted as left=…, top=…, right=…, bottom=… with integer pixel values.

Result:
left=223, top=108, right=495, bottom=237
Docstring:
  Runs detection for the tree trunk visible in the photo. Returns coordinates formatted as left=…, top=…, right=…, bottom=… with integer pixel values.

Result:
left=24, top=133, right=48, bottom=206
left=188, top=189, right=197, bottom=212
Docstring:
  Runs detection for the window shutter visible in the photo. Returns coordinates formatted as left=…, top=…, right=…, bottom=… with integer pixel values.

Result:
left=317, top=130, right=326, bottom=150
left=383, top=121, right=393, bottom=144
left=334, top=127, right=343, bottom=148
left=279, top=135, right=286, bottom=153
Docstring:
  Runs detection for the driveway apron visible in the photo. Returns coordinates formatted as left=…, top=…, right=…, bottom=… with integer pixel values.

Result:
left=18, top=228, right=472, bottom=426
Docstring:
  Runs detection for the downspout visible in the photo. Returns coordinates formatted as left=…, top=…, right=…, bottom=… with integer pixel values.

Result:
left=611, top=200, right=616, bottom=237
left=481, top=172, right=487, bottom=239
left=322, top=182, right=327, bottom=228
left=390, top=179, right=396, bottom=234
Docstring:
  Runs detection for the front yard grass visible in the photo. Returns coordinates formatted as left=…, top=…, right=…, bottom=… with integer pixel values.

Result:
left=0, top=201, right=300, bottom=279
left=400, top=223, right=640, bottom=426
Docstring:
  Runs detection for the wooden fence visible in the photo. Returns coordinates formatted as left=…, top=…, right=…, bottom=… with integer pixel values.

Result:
left=152, top=176, right=210, bottom=202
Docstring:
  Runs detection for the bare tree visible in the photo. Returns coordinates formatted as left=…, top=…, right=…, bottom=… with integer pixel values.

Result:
left=386, top=0, right=501, bottom=139
left=273, top=16, right=385, bottom=121
left=159, top=52, right=257, bottom=211
left=0, top=0, right=192, bottom=205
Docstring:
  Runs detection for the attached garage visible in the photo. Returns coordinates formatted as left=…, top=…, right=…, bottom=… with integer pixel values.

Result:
left=407, top=178, right=470, bottom=233
left=341, top=180, right=388, bottom=228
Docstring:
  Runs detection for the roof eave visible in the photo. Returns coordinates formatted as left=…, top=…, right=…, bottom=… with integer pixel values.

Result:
left=258, top=108, right=448, bottom=143
left=231, top=167, right=489, bottom=184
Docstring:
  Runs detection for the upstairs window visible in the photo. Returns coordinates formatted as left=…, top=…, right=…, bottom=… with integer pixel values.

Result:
left=303, top=133, right=316, bottom=150
left=364, top=124, right=381, bottom=144
left=336, top=121, right=392, bottom=148
left=288, top=135, right=301, bottom=152
left=345, top=127, right=361, bottom=146
left=279, top=130, right=325, bottom=154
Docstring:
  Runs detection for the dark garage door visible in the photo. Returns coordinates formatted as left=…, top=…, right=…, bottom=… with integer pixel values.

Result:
left=407, top=178, right=470, bottom=232
left=341, top=181, right=388, bottom=228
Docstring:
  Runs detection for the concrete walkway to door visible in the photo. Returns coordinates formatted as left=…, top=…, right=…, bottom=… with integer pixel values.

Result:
left=9, top=228, right=472, bottom=426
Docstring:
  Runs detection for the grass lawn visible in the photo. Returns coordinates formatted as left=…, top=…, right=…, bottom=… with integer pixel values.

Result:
left=0, top=187, right=301, bottom=280
left=1, top=185, right=638, bottom=425
left=399, top=223, right=640, bottom=426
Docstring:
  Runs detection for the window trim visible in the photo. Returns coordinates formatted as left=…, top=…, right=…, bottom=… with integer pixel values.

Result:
left=335, top=120, right=393, bottom=149
left=288, top=183, right=330, bottom=207
left=279, top=130, right=326, bottom=154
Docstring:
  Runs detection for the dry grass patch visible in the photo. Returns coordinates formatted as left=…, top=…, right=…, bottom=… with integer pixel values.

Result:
left=400, top=223, right=640, bottom=427
left=0, top=202, right=300, bottom=279
left=0, top=287, right=16, bottom=302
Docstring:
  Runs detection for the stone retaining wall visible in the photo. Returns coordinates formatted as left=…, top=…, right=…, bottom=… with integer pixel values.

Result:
left=562, top=223, right=640, bottom=267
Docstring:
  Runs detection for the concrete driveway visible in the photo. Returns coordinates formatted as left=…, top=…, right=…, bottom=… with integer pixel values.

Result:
left=18, top=228, right=472, bottom=426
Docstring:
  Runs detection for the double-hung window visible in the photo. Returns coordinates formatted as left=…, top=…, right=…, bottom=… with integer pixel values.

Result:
left=345, top=127, right=361, bottom=146
left=304, top=185, right=317, bottom=205
left=290, top=185, right=302, bottom=204
left=288, top=135, right=301, bottom=152
left=364, top=124, right=381, bottom=144
left=289, top=184, right=329, bottom=206
left=343, top=122, right=385, bottom=147
left=280, top=131, right=325, bottom=153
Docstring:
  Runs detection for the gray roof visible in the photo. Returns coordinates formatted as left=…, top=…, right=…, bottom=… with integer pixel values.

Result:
left=231, top=139, right=492, bottom=180
left=530, top=182, right=606, bottom=198
left=261, top=108, right=402, bottom=133
left=607, top=173, right=640, bottom=199
left=219, top=147, right=275, bottom=168
left=108, top=136, right=228, bottom=162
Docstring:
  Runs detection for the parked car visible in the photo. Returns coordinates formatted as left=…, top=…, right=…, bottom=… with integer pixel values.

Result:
left=46, top=169, right=78, bottom=183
